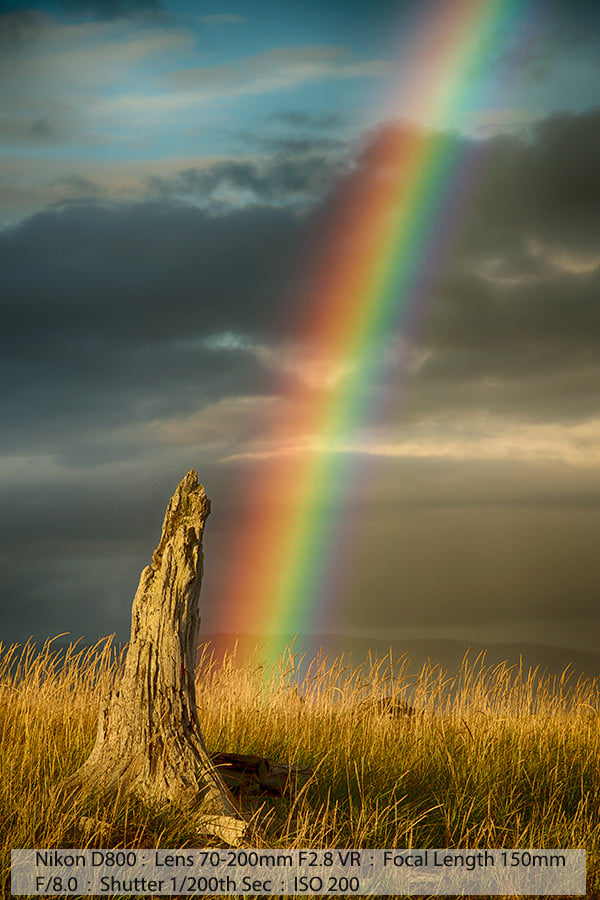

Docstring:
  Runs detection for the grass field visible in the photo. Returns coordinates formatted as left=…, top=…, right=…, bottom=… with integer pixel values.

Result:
left=1, top=635, right=598, bottom=899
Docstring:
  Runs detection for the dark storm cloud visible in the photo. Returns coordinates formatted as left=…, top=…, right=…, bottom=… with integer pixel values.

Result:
left=335, top=109, right=600, bottom=425
left=456, top=110, right=600, bottom=254
left=268, top=110, right=345, bottom=130
left=146, top=137, right=348, bottom=207
left=421, top=266, right=600, bottom=370
left=358, top=108, right=600, bottom=250
left=266, top=136, right=345, bottom=155
left=0, top=199, right=313, bottom=461
left=524, top=111, right=600, bottom=246
left=346, top=495, right=600, bottom=632
left=0, top=453, right=248, bottom=643
left=2, top=106, right=600, bottom=647
left=239, top=119, right=347, bottom=156
left=2, top=107, right=599, bottom=462
left=1, top=199, right=308, bottom=349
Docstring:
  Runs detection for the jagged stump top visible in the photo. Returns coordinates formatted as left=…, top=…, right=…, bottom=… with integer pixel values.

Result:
left=151, top=470, right=211, bottom=570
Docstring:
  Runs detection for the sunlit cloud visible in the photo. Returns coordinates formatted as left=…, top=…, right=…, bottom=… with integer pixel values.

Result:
left=144, top=395, right=278, bottom=452
left=354, top=417, right=600, bottom=467
left=222, top=415, right=600, bottom=468
left=528, top=237, right=600, bottom=276
left=202, top=331, right=354, bottom=389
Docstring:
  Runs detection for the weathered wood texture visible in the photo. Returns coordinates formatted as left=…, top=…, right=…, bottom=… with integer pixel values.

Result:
left=61, top=471, right=244, bottom=838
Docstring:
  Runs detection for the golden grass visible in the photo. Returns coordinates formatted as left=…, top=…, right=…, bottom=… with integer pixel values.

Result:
left=1, top=635, right=599, bottom=899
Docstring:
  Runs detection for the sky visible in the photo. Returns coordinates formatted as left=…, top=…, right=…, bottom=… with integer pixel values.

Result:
left=1, top=0, right=600, bottom=668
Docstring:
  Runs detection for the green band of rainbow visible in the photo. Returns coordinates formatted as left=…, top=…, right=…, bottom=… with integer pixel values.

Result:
left=213, top=0, right=536, bottom=667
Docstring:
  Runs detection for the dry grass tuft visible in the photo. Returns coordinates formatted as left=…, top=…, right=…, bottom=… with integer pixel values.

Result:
left=1, top=636, right=599, bottom=898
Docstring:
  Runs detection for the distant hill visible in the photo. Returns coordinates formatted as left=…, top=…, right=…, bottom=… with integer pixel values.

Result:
left=201, top=632, right=600, bottom=683
left=6, top=631, right=600, bottom=686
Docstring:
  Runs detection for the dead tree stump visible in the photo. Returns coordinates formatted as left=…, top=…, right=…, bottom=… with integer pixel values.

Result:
left=60, top=471, right=246, bottom=843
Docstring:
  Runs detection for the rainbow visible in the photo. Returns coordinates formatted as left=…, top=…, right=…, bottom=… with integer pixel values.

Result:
left=211, top=0, right=535, bottom=666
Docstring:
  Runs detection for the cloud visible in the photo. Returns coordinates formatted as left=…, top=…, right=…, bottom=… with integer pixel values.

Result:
left=353, top=417, right=600, bottom=470
left=317, top=111, right=600, bottom=430
left=0, top=8, right=381, bottom=201
left=52, top=173, right=103, bottom=197
left=0, top=11, right=195, bottom=159
left=198, top=15, right=246, bottom=27
left=0, top=199, right=313, bottom=465
left=30, top=117, right=55, bottom=139
left=268, top=110, right=346, bottom=130
left=55, top=0, right=163, bottom=20
left=145, top=150, right=348, bottom=207
left=2, top=108, right=600, bottom=466
left=1, top=107, right=600, bottom=648
left=488, top=1, right=600, bottom=83
left=0, top=9, right=50, bottom=49
left=223, top=415, right=600, bottom=471
left=164, top=45, right=390, bottom=99
left=203, top=331, right=354, bottom=390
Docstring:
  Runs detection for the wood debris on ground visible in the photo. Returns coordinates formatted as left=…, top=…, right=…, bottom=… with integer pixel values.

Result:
left=211, top=752, right=313, bottom=798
